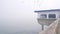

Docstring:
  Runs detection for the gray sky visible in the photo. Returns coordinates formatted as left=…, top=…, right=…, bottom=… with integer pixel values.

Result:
left=0, top=0, right=41, bottom=33
left=0, top=0, right=60, bottom=33
left=34, top=0, right=60, bottom=10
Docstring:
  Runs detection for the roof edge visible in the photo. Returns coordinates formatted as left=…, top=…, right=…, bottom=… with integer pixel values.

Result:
left=34, top=9, right=60, bottom=12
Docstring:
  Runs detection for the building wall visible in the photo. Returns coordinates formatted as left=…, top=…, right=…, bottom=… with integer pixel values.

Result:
left=37, top=11, right=60, bottom=19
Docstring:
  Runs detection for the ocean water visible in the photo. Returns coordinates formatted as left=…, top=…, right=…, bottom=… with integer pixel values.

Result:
left=0, top=31, right=39, bottom=34
left=0, top=24, right=41, bottom=34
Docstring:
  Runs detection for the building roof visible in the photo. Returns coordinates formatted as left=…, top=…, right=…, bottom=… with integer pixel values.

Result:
left=34, top=9, right=60, bottom=12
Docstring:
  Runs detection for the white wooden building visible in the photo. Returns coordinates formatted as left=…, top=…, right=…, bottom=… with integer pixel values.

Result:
left=34, top=9, right=60, bottom=30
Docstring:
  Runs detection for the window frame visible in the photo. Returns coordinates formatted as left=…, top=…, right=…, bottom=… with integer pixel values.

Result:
left=40, top=14, right=47, bottom=18
left=48, top=14, right=56, bottom=18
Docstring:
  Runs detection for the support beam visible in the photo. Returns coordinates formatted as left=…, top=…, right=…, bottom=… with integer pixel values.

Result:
left=42, top=25, right=44, bottom=30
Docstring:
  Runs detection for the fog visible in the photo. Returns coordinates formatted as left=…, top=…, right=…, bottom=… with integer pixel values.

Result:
left=0, top=0, right=41, bottom=34
left=0, top=0, right=60, bottom=34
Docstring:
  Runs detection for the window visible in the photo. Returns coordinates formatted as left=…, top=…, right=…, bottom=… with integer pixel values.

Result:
left=48, top=14, right=56, bottom=18
left=40, top=14, right=47, bottom=18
